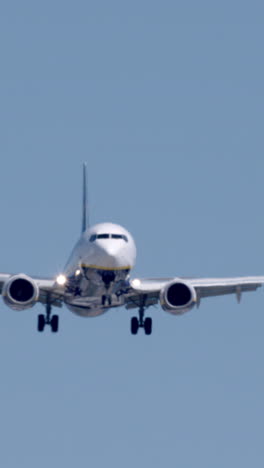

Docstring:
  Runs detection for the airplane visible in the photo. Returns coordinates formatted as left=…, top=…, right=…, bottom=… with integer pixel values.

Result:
left=1, top=164, right=264, bottom=336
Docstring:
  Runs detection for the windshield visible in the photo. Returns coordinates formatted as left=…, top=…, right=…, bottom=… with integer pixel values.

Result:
left=89, top=233, right=128, bottom=242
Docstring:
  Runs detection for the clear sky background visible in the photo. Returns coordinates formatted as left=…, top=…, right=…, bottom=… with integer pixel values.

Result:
left=0, top=1, right=264, bottom=466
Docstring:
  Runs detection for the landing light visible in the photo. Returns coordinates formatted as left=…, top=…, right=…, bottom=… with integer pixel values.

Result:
left=131, top=278, right=141, bottom=288
left=75, top=269, right=81, bottom=277
left=56, top=274, right=67, bottom=286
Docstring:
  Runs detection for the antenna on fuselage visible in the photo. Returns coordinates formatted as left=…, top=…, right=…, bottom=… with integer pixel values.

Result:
left=81, top=162, right=89, bottom=233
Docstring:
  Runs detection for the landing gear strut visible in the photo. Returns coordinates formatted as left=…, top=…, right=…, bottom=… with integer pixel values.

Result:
left=101, top=271, right=115, bottom=307
left=102, top=294, right=112, bottom=306
left=131, top=306, right=152, bottom=336
left=102, top=271, right=116, bottom=288
left=38, top=302, right=59, bottom=333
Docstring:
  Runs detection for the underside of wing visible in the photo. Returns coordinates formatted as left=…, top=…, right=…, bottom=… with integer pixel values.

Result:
left=189, top=276, right=264, bottom=299
left=126, top=276, right=264, bottom=312
left=125, top=278, right=169, bottom=309
left=36, top=279, right=64, bottom=307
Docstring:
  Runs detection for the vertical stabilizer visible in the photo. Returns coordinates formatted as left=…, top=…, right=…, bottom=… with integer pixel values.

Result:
left=81, top=163, right=89, bottom=233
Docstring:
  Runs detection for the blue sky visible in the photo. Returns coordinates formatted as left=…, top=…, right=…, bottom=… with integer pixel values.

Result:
left=0, top=1, right=264, bottom=466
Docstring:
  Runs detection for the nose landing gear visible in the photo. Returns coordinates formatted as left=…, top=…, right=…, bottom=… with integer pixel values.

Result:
left=102, top=271, right=116, bottom=288
left=131, top=306, right=152, bottom=335
left=102, top=294, right=112, bottom=306
left=37, top=302, right=59, bottom=333
left=101, top=270, right=116, bottom=307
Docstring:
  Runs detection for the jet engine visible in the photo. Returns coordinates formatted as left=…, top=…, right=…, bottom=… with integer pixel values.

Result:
left=2, top=275, right=39, bottom=310
left=160, top=280, right=197, bottom=315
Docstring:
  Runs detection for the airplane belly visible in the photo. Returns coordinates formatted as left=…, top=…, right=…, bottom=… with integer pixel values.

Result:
left=65, top=303, right=109, bottom=317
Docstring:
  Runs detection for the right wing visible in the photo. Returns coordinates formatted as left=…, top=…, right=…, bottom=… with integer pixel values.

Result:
left=0, top=273, right=64, bottom=309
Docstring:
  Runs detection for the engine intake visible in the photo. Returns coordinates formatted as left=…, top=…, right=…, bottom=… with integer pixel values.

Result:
left=9, top=278, right=35, bottom=302
left=160, top=280, right=197, bottom=315
left=3, top=275, right=39, bottom=310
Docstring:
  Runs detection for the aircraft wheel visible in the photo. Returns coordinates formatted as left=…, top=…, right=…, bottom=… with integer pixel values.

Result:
left=144, top=317, right=152, bottom=335
left=37, top=314, right=45, bottom=332
left=50, top=315, right=59, bottom=333
left=131, top=317, right=139, bottom=335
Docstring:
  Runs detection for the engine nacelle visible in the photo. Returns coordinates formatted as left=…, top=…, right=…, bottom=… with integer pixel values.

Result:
left=2, top=275, right=39, bottom=310
left=160, top=280, right=197, bottom=315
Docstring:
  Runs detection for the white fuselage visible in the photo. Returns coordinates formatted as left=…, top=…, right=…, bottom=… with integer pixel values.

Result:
left=63, top=223, right=136, bottom=317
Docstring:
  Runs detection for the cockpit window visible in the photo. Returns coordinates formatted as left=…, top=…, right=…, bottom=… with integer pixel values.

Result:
left=89, top=233, right=128, bottom=242
left=97, top=234, right=110, bottom=239
left=112, top=234, right=128, bottom=242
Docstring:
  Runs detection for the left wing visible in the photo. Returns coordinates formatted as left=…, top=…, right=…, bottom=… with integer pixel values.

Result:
left=125, top=276, right=264, bottom=311
left=188, top=276, right=264, bottom=299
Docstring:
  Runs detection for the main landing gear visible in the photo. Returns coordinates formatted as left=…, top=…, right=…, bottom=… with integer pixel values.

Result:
left=37, top=303, right=59, bottom=333
left=131, top=306, right=152, bottom=336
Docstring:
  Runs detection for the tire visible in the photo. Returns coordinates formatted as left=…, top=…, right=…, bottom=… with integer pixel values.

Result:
left=131, top=317, right=139, bottom=335
left=144, top=317, right=152, bottom=335
left=37, top=314, right=45, bottom=332
left=50, top=315, right=59, bottom=333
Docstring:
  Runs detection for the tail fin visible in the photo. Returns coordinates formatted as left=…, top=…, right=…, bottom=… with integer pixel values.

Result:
left=81, top=163, right=89, bottom=233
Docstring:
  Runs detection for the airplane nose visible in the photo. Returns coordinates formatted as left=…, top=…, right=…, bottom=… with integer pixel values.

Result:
left=97, top=243, right=122, bottom=268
